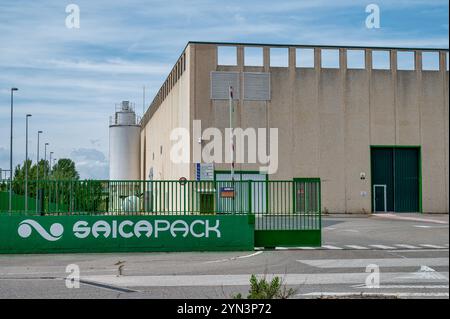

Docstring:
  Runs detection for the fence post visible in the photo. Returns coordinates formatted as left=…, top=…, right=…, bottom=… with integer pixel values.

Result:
left=248, top=180, right=252, bottom=214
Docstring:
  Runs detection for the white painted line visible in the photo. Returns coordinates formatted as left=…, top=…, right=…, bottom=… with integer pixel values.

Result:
left=322, top=245, right=343, bottom=250
left=204, top=251, right=263, bottom=263
left=299, top=292, right=449, bottom=298
left=356, top=285, right=449, bottom=289
left=389, top=249, right=449, bottom=252
left=345, top=245, right=369, bottom=250
left=296, top=257, right=449, bottom=268
left=237, top=251, right=263, bottom=259
left=420, top=244, right=447, bottom=249
left=395, top=244, right=420, bottom=249
left=370, top=244, right=396, bottom=250
left=83, top=271, right=450, bottom=287
left=275, top=247, right=290, bottom=250
left=372, top=214, right=448, bottom=224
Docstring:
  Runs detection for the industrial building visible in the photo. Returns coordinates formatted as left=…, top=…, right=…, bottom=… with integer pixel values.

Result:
left=112, top=42, right=449, bottom=214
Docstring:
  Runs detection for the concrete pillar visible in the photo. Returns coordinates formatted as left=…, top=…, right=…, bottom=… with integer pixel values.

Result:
left=263, top=47, right=270, bottom=72
left=365, top=49, right=372, bottom=71
left=314, top=48, right=321, bottom=71
left=390, top=50, right=397, bottom=71
left=237, top=45, right=244, bottom=68
left=289, top=47, right=296, bottom=70
left=339, top=48, right=347, bottom=70
left=415, top=50, right=422, bottom=72
left=439, top=51, right=447, bottom=72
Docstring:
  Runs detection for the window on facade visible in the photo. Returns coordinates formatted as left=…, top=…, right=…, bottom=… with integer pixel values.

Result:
left=422, top=52, right=440, bottom=71
left=397, top=51, right=415, bottom=70
left=244, top=47, right=263, bottom=66
left=270, top=48, right=288, bottom=67
left=296, top=48, right=314, bottom=68
left=218, top=46, right=237, bottom=65
left=347, top=50, right=365, bottom=69
left=372, top=50, right=390, bottom=70
left=321, top=49, right=340, bottom=68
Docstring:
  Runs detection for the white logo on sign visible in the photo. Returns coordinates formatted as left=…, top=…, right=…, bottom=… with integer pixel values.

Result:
left=18, top=219, right=64, bottom=241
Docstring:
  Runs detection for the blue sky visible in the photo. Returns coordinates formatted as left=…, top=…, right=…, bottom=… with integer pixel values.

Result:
left=0, top=0, right=448, bottom=179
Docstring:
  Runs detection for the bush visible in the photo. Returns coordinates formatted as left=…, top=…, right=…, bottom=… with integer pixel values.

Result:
left=233, top=274, right=296, bottom=299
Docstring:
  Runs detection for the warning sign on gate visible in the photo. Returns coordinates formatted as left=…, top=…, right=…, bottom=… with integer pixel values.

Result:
left=220, top=187, right=235, bottom=198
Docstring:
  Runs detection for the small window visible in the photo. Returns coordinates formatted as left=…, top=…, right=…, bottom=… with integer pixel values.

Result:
left=160, top=146, right=163, bottom=155
left=397, top=51, right=415, bottom=70
left=422, top=52, right=439, bottom=71
left=321, top=49, right=340, bottom=68
left=347, top=50, right=365, bottom=69
left=244, top=47, right=263, bottom=66
left=218, top=46, right=237, bottom=66
left=270, top=48, right=288, bottom=67
left=372, top=50, right=390, bottom=70
left=296, top=48, right=314, bottom=68
left=152, top=153, right=155, bottom=160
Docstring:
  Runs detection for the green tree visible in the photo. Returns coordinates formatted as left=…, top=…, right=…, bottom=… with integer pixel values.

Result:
left=51, top=159, right=79, bottom=180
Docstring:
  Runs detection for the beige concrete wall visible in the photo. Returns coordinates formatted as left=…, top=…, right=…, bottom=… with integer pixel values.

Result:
left=141, top=48, right=191, bottom=180
left=141, top=42, right=449, bottom=213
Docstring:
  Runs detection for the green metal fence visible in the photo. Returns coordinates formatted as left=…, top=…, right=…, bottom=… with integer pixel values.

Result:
left=0, top=179, right=321, bottom=231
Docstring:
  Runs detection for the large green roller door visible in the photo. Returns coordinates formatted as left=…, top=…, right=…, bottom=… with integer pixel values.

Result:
left=371, top=147, right=420, bottom=213
left=394, top=148, right=420, bottom=212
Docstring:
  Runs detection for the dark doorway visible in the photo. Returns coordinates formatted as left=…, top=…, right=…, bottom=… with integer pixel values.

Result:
left=371, top=147, right=420, bottom=213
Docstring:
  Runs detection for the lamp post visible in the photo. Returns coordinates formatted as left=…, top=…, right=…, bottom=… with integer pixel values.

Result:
left=36, top=130, right=43, bottom=213
left=49, top=151, right=54, bottom=177
left=9, top=87, right=18, bottom=212
left=44, top=143, right=49, bottom=180
left=25, top=114, right=32, bottom=212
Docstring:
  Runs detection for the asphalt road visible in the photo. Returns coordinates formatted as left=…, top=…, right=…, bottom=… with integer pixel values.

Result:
left=0, top=213, right=448, bottom=299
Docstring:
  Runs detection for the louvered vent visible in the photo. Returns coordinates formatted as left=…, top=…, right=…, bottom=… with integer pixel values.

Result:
left=243, top=72, right=271, bottom=101
left=210, top=71, right=240, bottom=100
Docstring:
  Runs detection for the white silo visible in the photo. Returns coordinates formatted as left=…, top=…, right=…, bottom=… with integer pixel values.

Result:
left=109, top=101, right=140, bottom=180
left=109, top=101, right=141, bottom=213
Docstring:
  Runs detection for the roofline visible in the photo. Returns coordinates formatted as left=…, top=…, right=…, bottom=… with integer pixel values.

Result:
left=186, top=41, right=449, bottom=52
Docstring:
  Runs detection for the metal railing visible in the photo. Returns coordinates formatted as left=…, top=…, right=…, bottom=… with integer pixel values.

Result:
left=0, top=179, right=321, bottom=230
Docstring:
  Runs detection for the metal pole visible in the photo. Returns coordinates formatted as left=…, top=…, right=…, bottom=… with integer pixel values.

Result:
left=25, top=114, right=31, bottom=212
left=9, top=88, right=18, bottom=212
left=44, top=143, right=49, bottom=180
left=36, top=130, right=42, bottom=213
left=49, top=152, right=53, bottom=174
left=229, top=86, right=234, bottom=181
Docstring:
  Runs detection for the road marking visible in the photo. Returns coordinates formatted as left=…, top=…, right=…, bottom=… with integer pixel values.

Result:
left=299, top=292, right=449, bottom=298
left=204, top=251, right=263, bottom=263
left=370, top=245, right=396, bottom=250
left=420, top=244, right=447, bottom=249
left=83, top=271, right=450, bottom=287
left=395, top=244, right=420, bottom=249
left=372, top=214, right=448, bottom=224
left=321, top=245, right=343, bottom=250
left=345, top=245, right=369, bottom=250
left=353, top=284, right=449, bottom=289
left=296, top=258, right=449, bottom=268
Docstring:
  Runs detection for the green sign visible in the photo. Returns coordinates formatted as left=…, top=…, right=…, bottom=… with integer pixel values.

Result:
left=0, top=215, right=255, bottom=254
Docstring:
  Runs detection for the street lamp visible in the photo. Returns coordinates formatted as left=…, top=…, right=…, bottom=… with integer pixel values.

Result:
left=44, top=143, right=49, bottom=180
left=49, top=151, right=54, bottom=177
left=25, top=114, right=32, bottom=212
left=36, top=130, right=43, bottom=213
left=9, top=87, right=18, bottom=212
